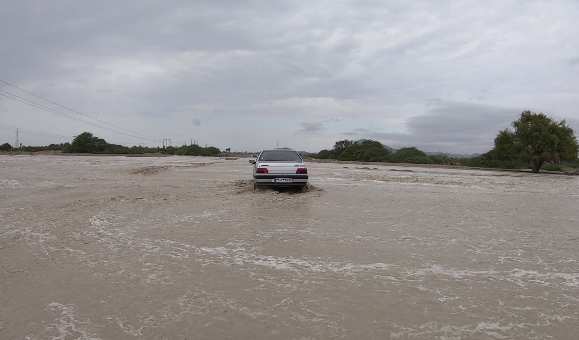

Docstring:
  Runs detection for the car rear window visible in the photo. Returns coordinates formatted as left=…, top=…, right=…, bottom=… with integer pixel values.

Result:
left=259, top=151, right=302, bottom=162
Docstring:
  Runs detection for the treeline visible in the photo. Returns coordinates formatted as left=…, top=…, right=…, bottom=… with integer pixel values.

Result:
left=313, top=111, right=579, bottom=172
left=1, top=132, right=221, bottom=156
left=161, top=144, right=221, bottom=156
left=454, top=151, right=527, bottom=169
left=64, top=132, right=221, bottom=155
left=456, top=150, right=579, bottom=172
left=1, top=142, right=66, bottom=152
left=314, top=140, right=452, bottom=165
left=314, top=139, right=579, bottom=171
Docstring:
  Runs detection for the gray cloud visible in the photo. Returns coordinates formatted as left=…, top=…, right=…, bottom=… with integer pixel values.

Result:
left=297, top=122, right=325, bottom=134
left=1, top=0, right=578, bottom=152
left=324, top=118, right=345, bottom=123
left=343, top=101, right=519, bottom=153
left=342, top=127, right=379, bottom=136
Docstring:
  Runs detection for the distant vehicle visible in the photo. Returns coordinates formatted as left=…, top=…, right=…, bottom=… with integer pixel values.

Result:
left=250, top=149, right=308, bottom=190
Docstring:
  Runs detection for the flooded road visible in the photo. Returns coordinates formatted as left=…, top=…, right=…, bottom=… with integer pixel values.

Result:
left=1, top=155, right=578, bottom=339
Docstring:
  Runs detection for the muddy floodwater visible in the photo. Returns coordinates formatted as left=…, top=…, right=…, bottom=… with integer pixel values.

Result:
left=1, top=155, right=578, bottom=339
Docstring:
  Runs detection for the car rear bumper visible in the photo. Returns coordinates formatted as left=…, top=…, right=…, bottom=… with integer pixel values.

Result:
left=254, top=174, right=308, bottom=186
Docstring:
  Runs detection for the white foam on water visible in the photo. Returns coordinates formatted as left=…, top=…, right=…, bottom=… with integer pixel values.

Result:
left=116, top=319, right=143, bottom=337
left=411, top=264, right=499, bottom=280
left=510, top=269, right=579, bottom=288
left=159, top=238, right=393, bottom=276
left=43, top=303, right=100, bottom=340
left=391, top=321, right=515, bottom=340
left=0, top=179, right=21, bottom=187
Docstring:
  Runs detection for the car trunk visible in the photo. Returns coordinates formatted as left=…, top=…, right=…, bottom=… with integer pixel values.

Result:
left=259, top=162, right=301, bottom=174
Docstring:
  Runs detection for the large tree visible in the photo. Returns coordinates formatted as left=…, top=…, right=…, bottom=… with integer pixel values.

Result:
left=339, top=139, right=390, bottom=162
left=391, top=147, right=427, bottom=163
left=494, top=111, right=578, bottom=173
left=67, top=132, right=108, bottom=153
left=332, top=139, right=354, bottom=155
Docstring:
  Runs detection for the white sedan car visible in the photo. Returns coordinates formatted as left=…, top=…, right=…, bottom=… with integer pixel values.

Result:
left=250, top=149, right=308, bottom=190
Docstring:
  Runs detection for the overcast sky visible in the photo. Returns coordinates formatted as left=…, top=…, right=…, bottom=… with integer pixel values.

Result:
left=1, top=0, right=579, bottom=154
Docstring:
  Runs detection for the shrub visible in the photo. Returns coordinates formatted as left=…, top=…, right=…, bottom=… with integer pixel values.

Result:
left=429, top=155, right=451, bottom=165
left=205, top=147, right=221, bottom=155
left=0, top=143, right=13, bottom=151
left=541, top=163, right=565, bottom=171
left=391, top=147, right=427, bottom=163
left=315, top=149, right=337, bottom=159
left=404, top=156, right=435, bottom=164
left=457, top=156, right=527, bottom=169
left=113, top=148, right=130, bottom=154
left=338, top=140, right=390, bottom=162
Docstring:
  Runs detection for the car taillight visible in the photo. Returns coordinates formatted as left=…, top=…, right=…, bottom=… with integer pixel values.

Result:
left=256, top=168, right=269, bottom=173
left=296, top=168, right=307, bottom=174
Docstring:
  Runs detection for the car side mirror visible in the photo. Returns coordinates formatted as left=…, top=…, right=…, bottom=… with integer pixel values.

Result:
left=249, top=159, right=256, bottom=164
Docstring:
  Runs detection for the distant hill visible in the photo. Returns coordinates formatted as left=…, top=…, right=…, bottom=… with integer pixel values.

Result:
left=356, top=139, right=480, bottom=158
left=425, top=151, right=481, bottom=159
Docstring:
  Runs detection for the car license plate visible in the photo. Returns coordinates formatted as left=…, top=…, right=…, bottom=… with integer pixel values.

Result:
left=273, top=178, right=292, bottom=183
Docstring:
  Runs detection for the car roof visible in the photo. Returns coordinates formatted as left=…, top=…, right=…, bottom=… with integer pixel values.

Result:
left=261, top=149, right=296, bottom=152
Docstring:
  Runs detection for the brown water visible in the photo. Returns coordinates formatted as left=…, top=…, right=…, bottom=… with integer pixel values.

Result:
left=1, top=155, right=578, bottom=339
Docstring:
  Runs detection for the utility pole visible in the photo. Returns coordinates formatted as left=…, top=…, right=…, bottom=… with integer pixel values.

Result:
left=15, top=129, right=19, bottom=149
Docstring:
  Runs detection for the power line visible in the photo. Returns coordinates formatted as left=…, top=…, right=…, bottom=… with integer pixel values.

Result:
left=0, top=78, right=160, bottom=141
left=0, top=90, right=161, bottom=142
left=0, top=91, right=161, bottom=142
left=0, top=123, right=73, bottom=139
left=0, top=125, right=161, bottom=147
left=0, top=124, right=72, bottom=140
left=0, top=127, right=70, bottom=142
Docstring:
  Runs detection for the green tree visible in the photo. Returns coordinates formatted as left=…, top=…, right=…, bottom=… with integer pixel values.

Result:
left=67, top=132, right=109, bottom=153
left=332, top=139, right=354, bottom=155
left=391, top=147, right=427, bottom=163
left=315, top=149, right=336, bottom=159
left=175, top=145, right=200, bottom=155
left=494, top=111, right=579, bottom=173
left=339, top=140, right=390, bottom=162
left=174, top=144, right=221, bottom=156
left=0, top=143, right=12, bottom=151
left=205, top=147, right=221, bottom=155
left=404, top=156, right=434, bottom=164
left=429, top=155, right=451, bottom=165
